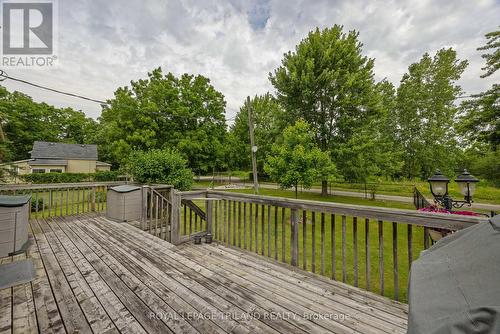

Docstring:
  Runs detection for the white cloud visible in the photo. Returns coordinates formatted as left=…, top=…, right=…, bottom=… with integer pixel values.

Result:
left=2, top=0, right=498, bottom=121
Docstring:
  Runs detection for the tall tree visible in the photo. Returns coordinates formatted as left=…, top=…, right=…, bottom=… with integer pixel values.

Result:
left=458, top=28, right=500, bottom=185
left=0, top=86, right=96, bottom=161
left=227, top=93, right=284, bottom=171
left=395, top=48, right=467, bottom=179
left=98, top=68, right=227, bottom=173
left=264, top=120, right=335, bottom=198
left=336, top=80, right=403, bottom=182
left=458, top=28, right=500, bottom=150
left=269, top=25, right=381, bottom=190
left=57, top=108, right=98, bottom=144
left=478, top=28, right=499, bottom=78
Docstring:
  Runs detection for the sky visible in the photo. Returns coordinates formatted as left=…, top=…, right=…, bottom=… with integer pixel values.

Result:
left=2, top=0, right=499, bottom=122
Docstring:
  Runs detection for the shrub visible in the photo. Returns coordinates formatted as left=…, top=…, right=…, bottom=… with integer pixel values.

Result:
left=20, top=171, right=121, bottom=184
left=31, top=197, right=45, bottom=212
left=22, top=172, right=89, bottom=184
left=127, top=149, right=193, bottom=190
left=93, top=171, right=121, bottom=181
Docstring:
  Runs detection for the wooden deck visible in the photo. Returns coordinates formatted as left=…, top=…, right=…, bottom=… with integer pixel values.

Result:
left=0, top=214, right=408, bottom=334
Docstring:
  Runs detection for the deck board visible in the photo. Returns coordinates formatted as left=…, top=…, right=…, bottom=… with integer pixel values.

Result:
left=0, top=214, right=408, bottom=334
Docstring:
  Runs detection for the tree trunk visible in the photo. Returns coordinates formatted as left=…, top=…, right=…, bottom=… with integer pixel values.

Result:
left=321, top=180, right=328, bottom=197
left=295, top=184, right=298, bottom=199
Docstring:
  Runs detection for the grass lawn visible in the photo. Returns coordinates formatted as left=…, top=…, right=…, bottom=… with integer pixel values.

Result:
left=184, top=186, right=429, bottom=303
left=323, top=180, right=500, bottom=205
left=194, top=181, right=416, bottom=210
left=195, top=177, right=500, bottom=205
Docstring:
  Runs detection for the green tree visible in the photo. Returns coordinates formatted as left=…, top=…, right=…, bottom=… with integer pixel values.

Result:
left=336, top=80, right=403, bottom=182
left=457, top=28, right=500, bottom=185
left=126, top=149, right=193, bottom=190
left=459, top=86, right=499, bottom=150
left=221, top=131, right=246, bottom=172
left=264, top=120, right=335, bottom=198
left=227, top=93, right=285, bottom=171
left=57, top=108, right=98, bottom=144
left=478, top=28, right=499, bottom=78
left=458, top=28, right=499, bottom=150
left=269, top=26, right=381, bottom=190
left=98, top=68, right=226, bottom=173
left=0, top=86, right=97, bottom=161
left=395, top=48, right=468, bottom=179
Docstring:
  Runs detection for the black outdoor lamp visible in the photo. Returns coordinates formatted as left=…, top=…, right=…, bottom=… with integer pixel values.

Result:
left=455, top=169, right=479, bottom=204
left=427, top=169, right=479, bottom=210
left=428, top=169, right=451, bottom=209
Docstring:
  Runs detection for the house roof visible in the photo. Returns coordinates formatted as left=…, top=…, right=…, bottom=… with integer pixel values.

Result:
left=31, top=141, right=98, bottom=160
left=96, top=161, right=112, bottom=166
left=28, top=159, right=68, bottom=166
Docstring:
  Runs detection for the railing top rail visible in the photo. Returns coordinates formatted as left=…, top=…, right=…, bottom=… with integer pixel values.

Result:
left=0, top=181, right=130, bottom=191
left=177, top=190, right=208, bottom=199
left=206, top=190, right=488, bottom=230
left=149, top=184, right=173, bottom=190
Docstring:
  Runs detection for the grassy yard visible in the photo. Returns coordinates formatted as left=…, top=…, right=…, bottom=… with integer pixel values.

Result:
left=323, top=180, right=500, bottom=205
left=196, top=177, right=500, bottom=205
left=194, top=181, right=416, bottom=209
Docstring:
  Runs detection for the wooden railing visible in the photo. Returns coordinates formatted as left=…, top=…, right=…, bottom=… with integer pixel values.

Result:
left=170, top=190, right=487, bottom=302
left=0, top=182, right=126, bottom=218
left=413, top=187, right=432, bottom=209
left=174, top=190, right=211, bottom=244
left=5, top=182, right=485, bottom=303
left=140, top=185, right=174, bottom=242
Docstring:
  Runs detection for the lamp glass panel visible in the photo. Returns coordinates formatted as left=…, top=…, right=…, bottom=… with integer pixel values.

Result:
left=458, top=182, right=476, bottom=197
left=457, top=182, right=467, bottom=196
left=457, top=182, right=477, bottom=197
left=431, top=181, right=448, bottom=196
left=468, top=183, right=477, bottom=197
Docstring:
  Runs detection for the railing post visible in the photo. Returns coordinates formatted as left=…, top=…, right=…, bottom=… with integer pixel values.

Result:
left=206, top=199, right=213, bottom=235
left=141, top=186, right=148, bottom=230
left=91, top=187, right=96, bottom=212
left=290, top=207, right=298, bottom=266
left=170, top=190, right=181, bottom=245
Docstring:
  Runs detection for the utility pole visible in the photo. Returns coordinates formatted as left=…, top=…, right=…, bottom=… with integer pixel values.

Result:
left=246, top=96, right=259, bottom=194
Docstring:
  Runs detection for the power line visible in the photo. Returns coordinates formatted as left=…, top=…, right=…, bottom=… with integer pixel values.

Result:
left=0, top=70, right=238, bottom=123
left=0, top=70, right=108, bottom=104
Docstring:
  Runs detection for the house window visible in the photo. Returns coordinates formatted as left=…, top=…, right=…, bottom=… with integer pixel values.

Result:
left=32, top=169, right=45, bottom=173
left=50, top=169, right=63, bottom=173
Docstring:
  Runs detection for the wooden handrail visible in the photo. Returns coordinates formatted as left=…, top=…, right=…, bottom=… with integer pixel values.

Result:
left=0, top=181, right=129, bottom=191
left=181, top=199, right=206, bottom=221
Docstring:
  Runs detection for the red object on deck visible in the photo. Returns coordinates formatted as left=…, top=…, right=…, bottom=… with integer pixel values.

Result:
left=418, top=206, right=481, bottom=216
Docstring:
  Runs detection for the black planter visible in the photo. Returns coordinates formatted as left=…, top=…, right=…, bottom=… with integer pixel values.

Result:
left=193, top=235, right=202, bottom=245
left=205, top=233, right=213, bottom=244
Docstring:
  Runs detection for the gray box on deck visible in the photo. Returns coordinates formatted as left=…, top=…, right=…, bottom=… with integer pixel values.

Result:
left=106, top=185, right=142, bottom=222
left=0, top=195, right=31, bottom=257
